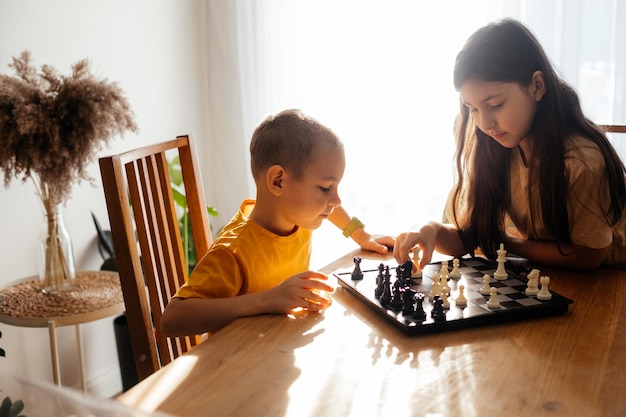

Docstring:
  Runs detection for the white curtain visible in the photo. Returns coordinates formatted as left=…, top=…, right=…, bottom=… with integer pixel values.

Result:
left=202, top=0, right=626, bottom=248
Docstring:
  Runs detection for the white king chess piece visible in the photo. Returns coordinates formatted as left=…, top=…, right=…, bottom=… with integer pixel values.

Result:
left=494, top=243, right=508, bottom=281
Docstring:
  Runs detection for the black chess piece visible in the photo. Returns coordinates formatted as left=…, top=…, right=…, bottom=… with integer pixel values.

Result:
left=412, top=292, right=426, bottom=321
left=374, top=264, right=386, bottom=298
left=351, top=256, right=363, bottom=280
left=390, top=285, right=403, bottom=311
left=431, top=296, right=447, bottom=322
left=380, top=271, right=392, bottom=306
left=376, top=263, right=385, bottom=285
left=402, top=260, right=413, bottom=287
left=375, top=265, right=390, bottom=299
left=393, top=274, right=402, bottom=290
left=402, top=288, right=416, bottom=316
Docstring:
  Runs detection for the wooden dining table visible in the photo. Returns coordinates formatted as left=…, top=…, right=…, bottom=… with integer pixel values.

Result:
left=116, top=249, right=626, bottom=417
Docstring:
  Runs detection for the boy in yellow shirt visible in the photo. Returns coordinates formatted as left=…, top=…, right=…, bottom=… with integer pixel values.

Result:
left=161, top=109, right=393, bottom=336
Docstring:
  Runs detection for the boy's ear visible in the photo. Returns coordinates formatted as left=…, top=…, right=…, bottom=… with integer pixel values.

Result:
left=266, top=165, right=285, bottom=196
left=531, top=70, right=546, bottom=102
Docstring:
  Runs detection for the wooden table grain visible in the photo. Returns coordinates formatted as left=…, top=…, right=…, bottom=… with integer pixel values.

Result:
left=116, top=250, right=626, bottom=417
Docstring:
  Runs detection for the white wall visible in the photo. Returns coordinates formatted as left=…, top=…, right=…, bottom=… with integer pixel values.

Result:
left=0, top=0, right=209, bottom=397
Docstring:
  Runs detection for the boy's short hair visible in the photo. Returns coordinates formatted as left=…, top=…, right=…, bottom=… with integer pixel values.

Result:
left=250, top=109, right=343, bottom=180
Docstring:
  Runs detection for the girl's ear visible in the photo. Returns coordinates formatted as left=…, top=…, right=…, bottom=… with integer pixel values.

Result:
left=266, top=165, right=285, bottom=196
left=531, top=70, right=547, bottom=102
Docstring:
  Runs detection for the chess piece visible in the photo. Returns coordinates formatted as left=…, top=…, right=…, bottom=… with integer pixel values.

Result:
left=376, top=263, right=385, bottom=283
left=413, top=292, right=426, bottom=321
left=525, top=268, right=540, bottom=296
left=411, top=246, right=422, bottom=278
left=537, top=276, right=553, bottom=301
left=455, top=285, right=467, bottom=307
left=440, top=261, right=449, bottom=281
left=402, top=260, right=414, bottom=286
left=486, top=287, right=501, bottom=309
left=449, top=258, right=462, bottom=279
left=431, top=296, right=447, bottom=322
left=402, top=288, right=416, bottom=316
left=393, top=273, right=403, bottom=291
left=494, top=243, right=508, bottom=281
left=440, top=279, right=450, bottom=298
left=390, top=285, right=403, bottom=310
left=375, top=265, right=389, bottom=299
left=441, top=289, right=450, bottom=308
left=480, top=274, right=491, bottom=295
left=429, top=273, right=442, bottom=300
left=374, top=264, right=384, bottom=296
left=380, top=271, right=392, bottom=306
left=351, top=256, right=364, bottom=280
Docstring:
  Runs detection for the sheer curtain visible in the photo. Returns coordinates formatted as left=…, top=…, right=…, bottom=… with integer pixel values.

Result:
left=202, top=0, right=626, bottom=265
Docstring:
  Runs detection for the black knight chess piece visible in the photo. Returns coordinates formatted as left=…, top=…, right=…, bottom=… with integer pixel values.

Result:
left=431, top=296, right=447, bottom=322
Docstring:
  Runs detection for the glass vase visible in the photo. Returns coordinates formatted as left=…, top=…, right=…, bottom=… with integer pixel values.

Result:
left=39, top=203, right=76, bottom=294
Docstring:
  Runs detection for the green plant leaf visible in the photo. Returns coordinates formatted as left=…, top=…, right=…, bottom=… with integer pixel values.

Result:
left=171, top=187, right=187, bottom=210
left=166, top=155, right=219, bottom=274
left=8, top=399, right=24, bottom=417
left=168, top=155, right=183, bottom=186
left=0, top=396, right=10, bottom=417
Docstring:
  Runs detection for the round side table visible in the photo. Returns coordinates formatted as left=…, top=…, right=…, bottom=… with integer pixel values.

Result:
left=0, top=270, right=125, bottom=391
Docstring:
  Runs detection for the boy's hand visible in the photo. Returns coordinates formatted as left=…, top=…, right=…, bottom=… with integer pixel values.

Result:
left=351, top=228, right=395, bottom=254
left=265, top=271, right=335, bottom=314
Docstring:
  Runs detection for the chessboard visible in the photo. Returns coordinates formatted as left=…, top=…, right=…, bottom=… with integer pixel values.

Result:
left=333, top=256, right=573, bottom=336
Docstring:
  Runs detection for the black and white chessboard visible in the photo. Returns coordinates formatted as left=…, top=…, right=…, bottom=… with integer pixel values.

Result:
left=334, top=256, right=573, bottom=336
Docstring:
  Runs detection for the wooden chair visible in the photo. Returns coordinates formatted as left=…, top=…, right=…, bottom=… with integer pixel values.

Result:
left=599, top=124, right=626, bottom=134
left=599, top=125, right=626, bottom=158
left=99, top=134, right=213, bottom=381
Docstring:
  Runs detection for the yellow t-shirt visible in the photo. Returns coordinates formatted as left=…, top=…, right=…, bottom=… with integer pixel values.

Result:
left=508, top=135, right=626, bottom=265
left=174, top=199, right=312, bottom=299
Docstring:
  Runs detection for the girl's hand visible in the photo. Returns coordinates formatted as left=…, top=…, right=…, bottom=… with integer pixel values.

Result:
left=393, top=222, right=440, bottom=269
left=265, top=271, right=335, bottom=314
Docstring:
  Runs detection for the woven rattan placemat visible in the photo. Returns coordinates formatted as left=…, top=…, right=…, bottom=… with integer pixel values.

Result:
left=0, top=270, right=123, bottom=319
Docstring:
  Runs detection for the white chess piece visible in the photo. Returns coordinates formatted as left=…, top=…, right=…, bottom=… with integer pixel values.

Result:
left=441, top=283, right=450, bottom=298
left=449, top=258, right=462, bottom=279
left=525, top=268, right=540, bottom=295
left=441, top=289, right=450, bottom=308
left=455, top=285, right=467, bottom=307
left=487, top=287, right=501, bottom=309
left=537, top=276, right=553, bottom=301
left=429, top=273, right=442, bottom=300
left=411, top=246, right=422, bottom=278
left=494, top=243, right=508, bottom=281
left=440, top=261, right=449, bottom=281
left=480, top=274, right=491, bottom=295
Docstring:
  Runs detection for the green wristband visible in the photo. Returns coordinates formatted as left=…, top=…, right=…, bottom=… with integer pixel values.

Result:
left=343, top=216, right=365, bottom=238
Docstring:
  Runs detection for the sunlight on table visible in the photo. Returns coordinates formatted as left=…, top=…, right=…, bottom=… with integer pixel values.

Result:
left=282, top=294, right=485, bottom=417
